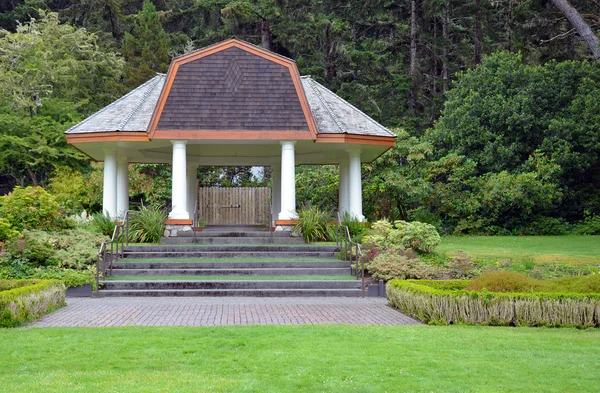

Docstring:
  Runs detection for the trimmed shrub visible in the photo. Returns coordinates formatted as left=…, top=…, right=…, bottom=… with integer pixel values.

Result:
left=467, top=271, right=538, bottom=292
left=0, top=279, right=66, bottom=327
left=0, top=186, right=72, bottom=232
left=367, top=250, right=437, bottom=281
left=294, top=205, right=332, bottom=243
left=388, top=279, right=600, bottom=328
left=393, top=220, right=441, bottom=253
left=129, top=205, right=167, bottom=243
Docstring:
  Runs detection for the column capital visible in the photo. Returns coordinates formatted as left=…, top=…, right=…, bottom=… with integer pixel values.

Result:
left=345, top=147, right=362, bottom=156
left=102, top=147, right=117, bottom=155
left=170, top=140, right=188, bottom=147
left=116, top=154, right=128, bottom=164
left=280, top=141, right=297, bottom=149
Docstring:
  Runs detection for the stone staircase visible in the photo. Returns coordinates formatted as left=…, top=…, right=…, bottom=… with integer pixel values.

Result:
left=98, top=226, right=362, bottom=297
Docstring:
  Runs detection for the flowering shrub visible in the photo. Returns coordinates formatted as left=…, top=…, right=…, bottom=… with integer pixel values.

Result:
left=367, top=250, right=437, bottom=281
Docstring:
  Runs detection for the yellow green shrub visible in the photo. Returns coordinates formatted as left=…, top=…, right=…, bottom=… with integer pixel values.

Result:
left=388, top=279, right=600, bottom=328
left=0, top=279, right=66, bottom=327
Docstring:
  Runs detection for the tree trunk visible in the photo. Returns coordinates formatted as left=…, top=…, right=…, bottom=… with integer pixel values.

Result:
left=261, top=18, right=274, bottom=51
left=323, top=21, right=338, bottom=80
left=442, top=0, right=449, bottom=94
left=27, top=168, right=38, bottom=187
left=550, top=0, right=600, bottom=60
left=106, top=6, right=123, bottom=45
left=474, top=0, right=482, bottom=64
left=409, top=0, right=420, bottom=113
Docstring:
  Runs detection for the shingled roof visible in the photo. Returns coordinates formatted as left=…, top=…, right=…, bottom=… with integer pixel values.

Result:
left=301, top=77, right=394, bottom=138
left=66, top=74, right=166, bottom=134
left=66, top=73, right=393, bottom=139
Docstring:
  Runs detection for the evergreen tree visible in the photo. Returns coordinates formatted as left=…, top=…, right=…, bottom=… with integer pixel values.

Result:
left=121, top=0, right=170, bottom=87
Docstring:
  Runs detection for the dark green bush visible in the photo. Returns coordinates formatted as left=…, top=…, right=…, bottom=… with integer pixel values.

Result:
left=388, top=279, right=600, bottom=328
left=294, top=205, right=333, bottom=243
left=573, top=215, right=600, bottom=235
left=0, top=279, right=66, bottom=327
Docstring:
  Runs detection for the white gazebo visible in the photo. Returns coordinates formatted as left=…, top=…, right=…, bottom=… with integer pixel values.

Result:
left=66, top=39, right=395, bottom=234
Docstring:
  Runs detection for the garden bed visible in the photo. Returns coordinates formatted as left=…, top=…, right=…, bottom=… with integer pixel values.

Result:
left=388, top=279, right=600, bottom=328
left=0, top=279, right=66, bottom=327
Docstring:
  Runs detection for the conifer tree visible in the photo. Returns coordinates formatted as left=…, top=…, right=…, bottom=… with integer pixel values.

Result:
left=121, top=0, right=170, bottom=87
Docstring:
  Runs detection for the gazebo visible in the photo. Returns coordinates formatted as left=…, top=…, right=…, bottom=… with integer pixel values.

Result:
left=66, top=39, right=395, bottom=235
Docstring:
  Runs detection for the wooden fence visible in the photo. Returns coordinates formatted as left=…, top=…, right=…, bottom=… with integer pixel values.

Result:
left=198, top=187, right=271, bottom=226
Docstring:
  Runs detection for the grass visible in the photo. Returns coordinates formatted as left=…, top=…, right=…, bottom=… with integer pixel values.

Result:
left=438, top=235, right=600, bottom=265
left=1, top=325, right=599, bottom=392
left=104, top=275, right=356, bottom=281
left=118, top=257, right=336, bottom=263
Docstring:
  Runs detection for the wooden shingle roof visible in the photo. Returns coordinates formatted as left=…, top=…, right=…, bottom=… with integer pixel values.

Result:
left=66, top=39, right=394, bottom=143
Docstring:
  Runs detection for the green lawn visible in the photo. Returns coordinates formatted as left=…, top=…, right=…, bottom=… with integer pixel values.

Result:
left=104, top=275, right=356, bottom=281
left=1, top=325, right=599, bottom=392
left=438, top=235, right=600, bottom=265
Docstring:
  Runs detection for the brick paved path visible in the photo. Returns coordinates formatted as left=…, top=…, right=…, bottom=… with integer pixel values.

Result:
left=28, top=297, right=420, bottom=327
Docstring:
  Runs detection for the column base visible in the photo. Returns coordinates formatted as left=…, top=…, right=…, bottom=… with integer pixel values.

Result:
left=164, top=219, right=193, bottom=237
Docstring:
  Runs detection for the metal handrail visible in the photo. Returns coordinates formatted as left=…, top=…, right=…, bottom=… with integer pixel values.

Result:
left=269, top=201, right=275, bottom=243
left=193, top=194, right=199, bottom=243
left=95, top=210, right=132, bottom=294
left=336, top=212, right=365, bottom=297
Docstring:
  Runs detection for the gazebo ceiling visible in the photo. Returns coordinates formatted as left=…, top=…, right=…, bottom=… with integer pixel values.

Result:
left=65, top=38, right=396, bottom=163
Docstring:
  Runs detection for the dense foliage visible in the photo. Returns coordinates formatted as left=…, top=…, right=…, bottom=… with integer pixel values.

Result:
left=0, top=1, right=599, bottom=234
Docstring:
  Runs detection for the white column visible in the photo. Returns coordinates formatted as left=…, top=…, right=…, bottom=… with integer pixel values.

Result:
left=338, top=159, right=350, bottom=217
left=169, top=140, right=189, bottom=220
left=186, top=164, right=198, bottom=225
left=271, top=164, right=281, bottom=226
left=116, top=155, right=129, bottom=219
left=347, top=148, right=364, bottom=222
left=102, top=149, right=117, bottom=218
left=278, top=141, right=297, bottom=220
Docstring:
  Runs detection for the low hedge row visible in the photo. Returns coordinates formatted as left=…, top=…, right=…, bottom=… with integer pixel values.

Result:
left=388, top=279, right=600, bottom=328
left=0, top=279, right=66, bottom=327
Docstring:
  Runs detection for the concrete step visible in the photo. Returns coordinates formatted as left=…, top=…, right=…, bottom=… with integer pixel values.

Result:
left=97, top=288, right=362, bottom=297
left=112, top=261, right=351, bottom=269
left=177, top=231, right=295, bottom=238
left=124, top=245, right=337, bottom=252
left=122, top=251, right=337, bottom=259
left=101, top=280, right=361, bottom=290
left=109, top=268, right=352, bottom=276
left=161, top=236, right=305, bottom=245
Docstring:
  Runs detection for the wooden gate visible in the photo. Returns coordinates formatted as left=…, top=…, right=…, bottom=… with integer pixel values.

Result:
left=198, top=187, right=271, bottom=226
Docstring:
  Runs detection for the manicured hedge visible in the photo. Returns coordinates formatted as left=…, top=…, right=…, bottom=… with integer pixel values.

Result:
left=0, top=279, right=66, bottom=327
left=388, top=279, right=600, bottom=328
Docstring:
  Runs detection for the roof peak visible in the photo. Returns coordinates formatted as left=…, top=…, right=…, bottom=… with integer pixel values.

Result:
left=173, top=38, right=296, bottom=64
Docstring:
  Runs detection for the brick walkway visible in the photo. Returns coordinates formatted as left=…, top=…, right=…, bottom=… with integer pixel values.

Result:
left=28, top=297, right=420, bottom=327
